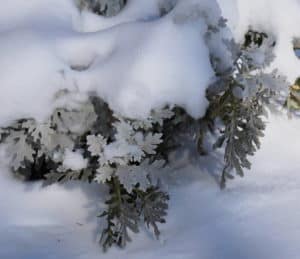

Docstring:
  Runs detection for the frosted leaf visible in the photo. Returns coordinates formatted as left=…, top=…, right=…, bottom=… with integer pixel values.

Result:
left=98, top=155, right=108, bottom=167
left=87, top=134, right=106, bottom=156
left=113, top=119, right=134, bottom=141
left=135, top=133, right=163, bottom=155
left=145, top=159, right=166, bottom=184
left=131, top=119, right=153, bottom=130
left=116, top=165, right=150, bottom=193
left=128, top=144, right=144, bottom=162
left=6, top=131, right=35, bottom=170
left=132, top=108, right=174, bottom=129
left=30, top=122, right=55, bottom=147
left=151, top=108, right=174, bottom=126
left=95, top=166, right=114, bottom=183
left=260, top=70, right=289, bottom=92
left=102, top=141, right=133, bottom=166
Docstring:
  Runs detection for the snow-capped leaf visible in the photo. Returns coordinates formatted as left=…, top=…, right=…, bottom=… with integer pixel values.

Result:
left=30, top=122, right=55, bottom=147
left=101, top=141, right=132, bottom=166
left=131, top=119, right=153, bottom=130
left=95, top=166, right=114, bottom=183
left=113, top=119, right=134, bottom=141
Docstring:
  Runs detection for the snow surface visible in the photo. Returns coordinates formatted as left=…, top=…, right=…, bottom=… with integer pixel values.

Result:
left=1, top=115, right=300, bottom=259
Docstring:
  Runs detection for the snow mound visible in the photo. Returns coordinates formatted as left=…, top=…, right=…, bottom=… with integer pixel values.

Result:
left=0, top=0, right=215, bottom=126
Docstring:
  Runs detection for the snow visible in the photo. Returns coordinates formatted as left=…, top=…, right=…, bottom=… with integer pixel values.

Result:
left=218, top=0, right=300, bottom=83
left=0, top=0, right=214, bottom=126
left=1, top=115, right=300, bottom=259
left=63, top=149, right=88, bottom=170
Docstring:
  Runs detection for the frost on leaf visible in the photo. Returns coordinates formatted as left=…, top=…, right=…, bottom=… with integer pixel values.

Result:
left=29, top=121, right=55, bottom=148
left=135, top=133, right=163, bottom=155
left=113, top=119, right=134, bottom=142
left=95, top=166, right=114, bottom=183
left=116, top=165, right=150, bottom=193
left=6, top=131, right=35, bottom=170
left=100, top=177, right=140, bottom=251
left=87, top=134, right=106, bottom=157
left=140, top=187, right=169, bottom=239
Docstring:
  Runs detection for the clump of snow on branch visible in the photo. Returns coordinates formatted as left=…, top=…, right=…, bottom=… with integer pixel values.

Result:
left=218, top=0, right=300, bottom=83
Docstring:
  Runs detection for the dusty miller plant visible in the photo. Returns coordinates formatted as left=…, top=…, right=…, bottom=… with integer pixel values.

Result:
left=0, top=91, right=173, bottom=250
left=200, top=29, right=288, bottom=188
left=0, top=8, right=290, bottom=251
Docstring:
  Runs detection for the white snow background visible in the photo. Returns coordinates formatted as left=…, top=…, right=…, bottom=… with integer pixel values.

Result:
left=1, top=0, right=300, bottom=258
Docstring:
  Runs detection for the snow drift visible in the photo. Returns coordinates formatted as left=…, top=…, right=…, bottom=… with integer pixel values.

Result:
left=0, top=0, right=216, bottom=126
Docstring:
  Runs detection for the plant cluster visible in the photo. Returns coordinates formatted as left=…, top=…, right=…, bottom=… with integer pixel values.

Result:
left=0, top=4, right=289, bottom=251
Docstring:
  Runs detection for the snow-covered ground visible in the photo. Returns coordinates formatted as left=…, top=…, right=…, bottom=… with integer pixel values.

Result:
left=1, top=115, right=300, bottom=259
left=2, top=0, right=300, bottom=258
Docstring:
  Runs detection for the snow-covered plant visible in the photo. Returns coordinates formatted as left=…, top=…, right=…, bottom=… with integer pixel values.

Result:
left=0, top=91, right=174, bottom=249
left=199, top=29, right=288, bottom=187
left=0, top=6, right=290, bottom=251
